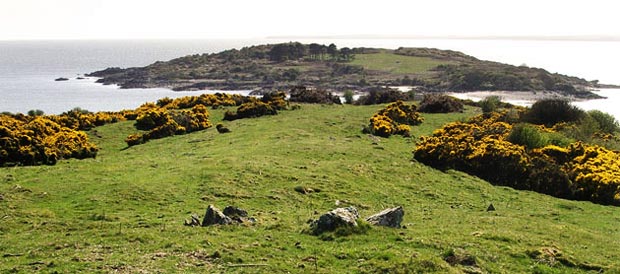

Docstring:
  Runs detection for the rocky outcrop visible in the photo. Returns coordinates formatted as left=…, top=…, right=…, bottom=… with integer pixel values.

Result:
left=188, top=205, right=255, bottom=227
left=365, top=206, right=404, bottom=228
left=184, top=213, right=201, bottom=226
left=201, top=205, right=233, bottom=226
left=310, top=207, right=359, bottom=235
left=222, top=206, right=256, bottom=223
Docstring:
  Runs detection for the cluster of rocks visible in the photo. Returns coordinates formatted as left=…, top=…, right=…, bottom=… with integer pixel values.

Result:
left=310, top=206, right=404, bottom=235
left=184, top=205, right=256, bottom=227
left=185, top=204, right=405, bottom=234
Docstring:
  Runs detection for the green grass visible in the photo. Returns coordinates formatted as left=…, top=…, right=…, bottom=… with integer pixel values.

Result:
left=1, top=103, right=620, bottom=273
left=351, top=52, right=449, bottom=75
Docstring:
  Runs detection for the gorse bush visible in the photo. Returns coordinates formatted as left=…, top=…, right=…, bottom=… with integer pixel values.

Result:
left=366, top=101, right=423, bottom=137
left=223, top=92, right=288, bottom=121
left=126, top=104, right=213, bottom=146
left=414, top=112, right=527, bottom=187
left=155, top=93, right=252, bottom=109
left=418, top=94, right=464, bottom=113
left=2, top=93, right=272, bottom=164
left=414, top=110, right=620, bottom=206
left=0, top=115, right=98, bottom=166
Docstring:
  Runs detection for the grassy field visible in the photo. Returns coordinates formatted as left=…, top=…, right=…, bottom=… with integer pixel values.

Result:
left=351, top=52, right=449, bottom=75
left=1, top=103, right=620, bottom=273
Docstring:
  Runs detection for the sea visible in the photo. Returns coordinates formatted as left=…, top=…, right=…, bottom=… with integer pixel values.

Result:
left=1, top=38, right=619, bottom=119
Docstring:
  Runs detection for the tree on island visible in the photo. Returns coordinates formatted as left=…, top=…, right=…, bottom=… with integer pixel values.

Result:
left=308, top=43, right=322, bottom=60
left=268, top=42, right=307, bottom=62
left=339, top=47, right=354, bottom=62
left=327, top=43, right=338, bottom=60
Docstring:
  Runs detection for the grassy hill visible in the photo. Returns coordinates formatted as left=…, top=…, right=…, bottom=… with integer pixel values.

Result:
left=1, top=103, right=619, bottom=273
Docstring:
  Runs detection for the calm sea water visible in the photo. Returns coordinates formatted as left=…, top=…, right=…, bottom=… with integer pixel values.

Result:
left=1, top=38, right=619, bottom=117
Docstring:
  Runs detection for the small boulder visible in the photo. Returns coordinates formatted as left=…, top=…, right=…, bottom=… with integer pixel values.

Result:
left=223, top=206, right=255, bottom=223
left=184, top=213, right=201, bottom=226
left=365, top=206, right=404, bottom=228
left=223, top=206, right=248, bottom=218
left=201, top=205, right=233, bottom=226
left=216, top=124, right=231, bottom=133
left=310, top=207, right=359, bottom=234
left=55, top=77, right=69, bottom=81
left=487, top=203, right=495, bottom=212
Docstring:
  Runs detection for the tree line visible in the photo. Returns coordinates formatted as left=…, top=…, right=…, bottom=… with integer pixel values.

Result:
left=268, top=42, right=354, bottom=62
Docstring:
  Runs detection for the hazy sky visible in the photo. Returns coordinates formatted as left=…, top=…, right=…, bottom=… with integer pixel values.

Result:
left=1, top=0, right=619, bottom=40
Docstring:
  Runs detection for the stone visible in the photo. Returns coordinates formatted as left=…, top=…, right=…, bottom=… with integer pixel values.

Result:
left=310, top=207, right=359, bottom=234
left=54, top=77, right=69, bottom=81
left=365, top=206, right=404, bottom=228
left=223, top=206, right=248, bottom=218
left=487, top=203, right=495, bottom=212
left=223, top=206, right=250, bottom=223
left=216, top=124, right=231, bottom=133
left=201, top=205, right=233, bottom=226
left=184, top=214, right=201, bottom=226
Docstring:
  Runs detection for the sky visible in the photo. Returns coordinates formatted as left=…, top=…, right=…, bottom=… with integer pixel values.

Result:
left=0, top=0, right=619, bottom=40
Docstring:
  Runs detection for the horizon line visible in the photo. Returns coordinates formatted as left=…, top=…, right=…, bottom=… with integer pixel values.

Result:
left=266, top=34, right=620, bottom=42
left=2, top=34, right=620, bottom=42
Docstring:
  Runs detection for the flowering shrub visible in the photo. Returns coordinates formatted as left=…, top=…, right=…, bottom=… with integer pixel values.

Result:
left=414, top=111, right=620, bottom=206
left=414, top=117, right=528, bottom=187
left=222, top=92, right=288, bottom=121
left=367, top=101, right=423, bottom=137
left=156, top=93, right=252, bottom=109
left=224, top=101, right=277, bottom=121
left=0, top=115, right=98, bottom=166
left=126, top=104, right=213, bottom=146
left=563, top=143, right=620, bottom=204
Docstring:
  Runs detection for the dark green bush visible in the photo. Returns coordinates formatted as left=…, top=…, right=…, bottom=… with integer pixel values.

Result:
left=524, top=99, right=585, bottom=126
left=508, top=123, right=548, bottom=149
left=418, top=94, right=464, bottom=113
left=343, top=90, right=354, bottom=104
left=355, top=87, right=408, bottom=105
left=479, top=96, right=502, bottom=113
left=587, top=110, right=619, bottom=134
left=288, top=86, right=341, bottom=104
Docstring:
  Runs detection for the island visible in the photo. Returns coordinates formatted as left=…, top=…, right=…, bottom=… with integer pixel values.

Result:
left=88, top=42, right=605, bottom=99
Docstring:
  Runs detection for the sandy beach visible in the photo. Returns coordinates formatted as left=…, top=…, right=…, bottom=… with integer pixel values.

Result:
left=449, top=90, right=572, bottom=106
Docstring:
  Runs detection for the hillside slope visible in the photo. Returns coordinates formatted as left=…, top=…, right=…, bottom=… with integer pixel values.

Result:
left=1, top=104, right=619, bottom=273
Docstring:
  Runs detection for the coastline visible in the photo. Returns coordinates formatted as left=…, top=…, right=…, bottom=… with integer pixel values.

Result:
left=449, top=90, right=596, bottom=106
